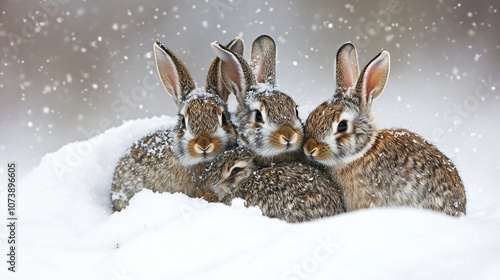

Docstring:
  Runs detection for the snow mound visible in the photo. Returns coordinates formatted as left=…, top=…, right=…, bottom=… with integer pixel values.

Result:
left=3, top=116, right=500, bottom=280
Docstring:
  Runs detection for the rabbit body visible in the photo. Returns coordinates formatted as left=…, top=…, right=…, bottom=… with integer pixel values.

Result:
left=197, top=148, right=345, bottom=223
left=329, top=127, right=466, bottom=215
left=111, top=40, right=242, bottom=211
left=212, top=35, right=305, bottom=166
left=304, top=43, right=466, bottom=216
left=112, top=130, right=207, bottom=210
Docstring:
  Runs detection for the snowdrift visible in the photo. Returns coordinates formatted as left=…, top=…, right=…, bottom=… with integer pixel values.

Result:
left=3, top=115, right=500, bottom=280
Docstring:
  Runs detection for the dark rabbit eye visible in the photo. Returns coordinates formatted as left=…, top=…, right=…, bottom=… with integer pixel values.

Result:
left=181, top=116, right=186, bottom=129
left=337, top=120, right=348, bottom=133
left=230, top=167, right=243, bottom=176
left=221, top=113, right=227, bottom=125
left=254, top=110, right=263, bottom=123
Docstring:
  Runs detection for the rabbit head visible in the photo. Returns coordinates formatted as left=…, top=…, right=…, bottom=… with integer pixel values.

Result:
left=153, top=40, right=241, bottom=166
left=195, top=147, right=256, bottom=203
left=211, top=35, right=304, bottom=164
left=303, top=43, right=390, bottom=168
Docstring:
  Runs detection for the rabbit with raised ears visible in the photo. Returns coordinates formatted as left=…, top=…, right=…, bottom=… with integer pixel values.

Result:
left=211, top=35, right=304, bottom=166
left=111, top=39, right=243, bottom=211
left=303, top=43, right=466, bottom=216
left=195, top=147, right=345, bottom=223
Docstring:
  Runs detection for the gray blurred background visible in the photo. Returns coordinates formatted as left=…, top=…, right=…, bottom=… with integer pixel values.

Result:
left=1, top=0, right=499, bottom=208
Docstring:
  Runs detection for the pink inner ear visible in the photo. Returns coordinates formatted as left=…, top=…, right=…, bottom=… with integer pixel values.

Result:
left=365, top=59, right=385, bottom=102
left=156, top=53, right=180, bottom=100
left=220, top=54, right=243, bottom=94
left=344, top=67, right=355, bottom=89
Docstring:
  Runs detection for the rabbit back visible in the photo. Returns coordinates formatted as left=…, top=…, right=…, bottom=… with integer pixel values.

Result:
left=235, top=162, right=345, bottom=223
left=331, top=128, right=466, bottom=216
left=111, top=130, right=204, bottom=211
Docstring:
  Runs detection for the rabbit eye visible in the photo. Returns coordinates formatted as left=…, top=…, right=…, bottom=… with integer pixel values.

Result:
left=337, top=120, right=348, bottom=133
left=221, top=112, right=227, bottom=125
left=254, top=110, right=263, bottom=123
left=230, top=167, right=243, bottom=176
left=181, top=116, right=186, bottom=129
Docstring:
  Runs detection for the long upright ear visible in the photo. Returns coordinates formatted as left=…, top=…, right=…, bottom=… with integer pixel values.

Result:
left=206, top=38, right=245, bottom=103
left=227, top=37, right=244, bottom=56
left=336, top=43, right=359, bottom=92
left=250, top=35, right=276, bottom=85
left=355, top=50, right=390, bottom=112
left=211, top=42, right=256, bottom=106
left=154, top=41, right=195, bottom=108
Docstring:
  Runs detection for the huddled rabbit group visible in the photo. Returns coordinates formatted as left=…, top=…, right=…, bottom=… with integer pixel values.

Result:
left=111, top=35, right=466, bottom=222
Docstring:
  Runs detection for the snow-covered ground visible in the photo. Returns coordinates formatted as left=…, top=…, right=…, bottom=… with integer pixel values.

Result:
left=2, top=115, right=499, bottom=280
left=1, top=1, right=499, bottom=279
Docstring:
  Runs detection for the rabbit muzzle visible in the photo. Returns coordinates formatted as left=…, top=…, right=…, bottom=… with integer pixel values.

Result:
left=189, top=135, right=220, bottom=159
left=303, top=137, right=319, bottom=159
left=271, top=125, right=302, bottom=151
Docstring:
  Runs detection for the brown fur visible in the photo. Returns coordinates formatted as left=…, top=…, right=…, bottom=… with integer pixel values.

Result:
left=303, top=43, right=466, bottom=216
left=197, top=148, right=345, bottom=223
left=111, top=40, right=239, bottom=211
left=330, top=129, right=466, bottom=216
left=213, top=36, right=304, bottom=167
left=112, top=131, right=206, bottom=210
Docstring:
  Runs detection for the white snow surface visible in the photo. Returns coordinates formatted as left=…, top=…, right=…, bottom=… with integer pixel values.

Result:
left=2, top=115, right=500, bottom=280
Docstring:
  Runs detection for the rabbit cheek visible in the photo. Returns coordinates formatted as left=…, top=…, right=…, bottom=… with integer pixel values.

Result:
left=335, top=133, right=353, bottom=153
left=311, top=142, right=335, bottom=163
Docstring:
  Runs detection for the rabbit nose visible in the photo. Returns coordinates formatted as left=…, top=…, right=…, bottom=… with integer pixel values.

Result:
left=304, top=138, right=319, bottom=157
left=279, top=126, right=298, bottom=145
left=194, top=136, right=214, bottom=154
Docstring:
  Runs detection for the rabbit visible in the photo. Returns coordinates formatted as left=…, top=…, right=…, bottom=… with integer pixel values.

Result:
left=211, top=35, right=304, bottom=167
left=111, top=38, right=244, bottom=211
left=302, top=42, right=467, bottom=216
left=195, top=147, right=345, bottom=223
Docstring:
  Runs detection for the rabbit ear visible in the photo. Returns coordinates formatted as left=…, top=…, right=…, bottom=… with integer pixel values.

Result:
left=206, top=37, right=245, bottom=103
left=154, top=41, right=195, bottom=108
left=250, top=35, right=276, bottom=85
left=211, top=42, right=256, bottom=106
left=355, top=50, right=390, bottom=112
left=336, top=42, right=359, bottom=91
left=227, top=37, right=244, bottom=56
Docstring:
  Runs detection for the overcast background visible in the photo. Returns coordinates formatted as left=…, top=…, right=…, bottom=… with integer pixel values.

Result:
left=1, top=0, right=499, bottom=204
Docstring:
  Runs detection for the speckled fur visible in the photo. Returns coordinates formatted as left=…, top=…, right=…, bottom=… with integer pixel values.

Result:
left=111, top=40, right=239, bottom=211
left=213, top=35, right=304, bottom=167
left=330, top=129, right=466, bottom=215
left=196, top=148, right=345, bottom=223
left=304, top=43, right=466, bottom=216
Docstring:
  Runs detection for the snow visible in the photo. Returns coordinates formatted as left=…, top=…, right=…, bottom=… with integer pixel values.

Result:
left=2, top=116, right=500, bottom=280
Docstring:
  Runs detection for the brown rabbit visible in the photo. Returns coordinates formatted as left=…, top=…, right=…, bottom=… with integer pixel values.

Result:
left=196, top=147, right=345, bottom=223
left=111, top=39, right=243, bottom=211
left=303, top=43, right=466, bottom=216
left=211, top=35, right=304, bottom=166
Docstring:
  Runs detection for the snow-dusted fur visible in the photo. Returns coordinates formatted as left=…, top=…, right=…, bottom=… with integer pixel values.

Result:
left=111, top=39, right=243, bottom=211
left=303, top=43, right=466, bottom=216
left=196, top=147, right=345, bottom=223
left=212, top=35, right=304, bottom=166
